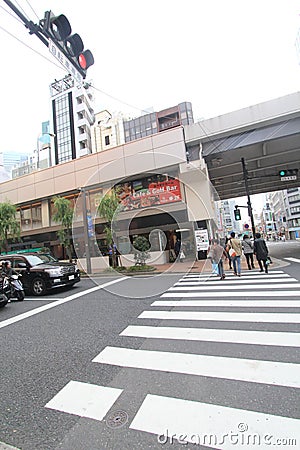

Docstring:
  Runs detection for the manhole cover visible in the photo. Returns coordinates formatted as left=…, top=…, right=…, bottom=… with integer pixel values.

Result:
left=106, top=410, right=128, bottom=429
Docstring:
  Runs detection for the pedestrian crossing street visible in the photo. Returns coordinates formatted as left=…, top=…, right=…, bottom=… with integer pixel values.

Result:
left=45, top=269, right=300, bottom=448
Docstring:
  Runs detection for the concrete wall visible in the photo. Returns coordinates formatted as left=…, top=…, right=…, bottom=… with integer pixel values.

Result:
left=0, top=127, right=187, bottom=205
left=185, top=91, right=300, bottom=141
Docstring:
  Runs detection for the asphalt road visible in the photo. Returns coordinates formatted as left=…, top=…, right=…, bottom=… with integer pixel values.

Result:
left=0, top=241, right=299, bottom=450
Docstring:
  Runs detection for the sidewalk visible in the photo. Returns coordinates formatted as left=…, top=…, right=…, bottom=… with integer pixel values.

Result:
left=88, top=256, right=285, bottom=276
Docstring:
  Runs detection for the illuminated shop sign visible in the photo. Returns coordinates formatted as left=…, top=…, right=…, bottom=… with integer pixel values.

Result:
left=116, top=176, right=182, bottom=211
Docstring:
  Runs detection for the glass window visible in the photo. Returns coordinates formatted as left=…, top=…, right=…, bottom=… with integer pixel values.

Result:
left=31, top=204, right=42, bottom=229
left=20, top=207, right=32, bottom=231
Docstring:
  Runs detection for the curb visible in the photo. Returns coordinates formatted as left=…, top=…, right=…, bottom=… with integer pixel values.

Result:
left=80, top=258, right=287, bottom=277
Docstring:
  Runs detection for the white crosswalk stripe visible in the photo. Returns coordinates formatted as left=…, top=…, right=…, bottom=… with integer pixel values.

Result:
left=130, top=394, right=300, bottom=449
left=152, top=299, right=300, bottom=307
left=121, top=325, right=300, bottom=347
left=45, top=381, right=123, bottom=421
left=169, top=283, right=300, bottom=291
left=176, top=277, right=298, bottom=285
left=182, top=270, right=285, bottom=278
left=44, top=269, right=300, bottom=446
left=162, top=290, right=300, bottom=297
left=139, top=310, right=300, bottom=323
left=285, top=257, right=300, bottom=263
left=93, top=346, right=300, bottom=388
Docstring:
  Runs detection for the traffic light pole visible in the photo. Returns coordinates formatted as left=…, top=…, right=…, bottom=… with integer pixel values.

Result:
left=241, top=157, right=256, bottom=238
left=80, top=187, right=92, bottom=274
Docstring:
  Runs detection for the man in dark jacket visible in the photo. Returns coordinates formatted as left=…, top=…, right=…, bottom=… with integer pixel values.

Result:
left=253, top=233, right=269, bottom=273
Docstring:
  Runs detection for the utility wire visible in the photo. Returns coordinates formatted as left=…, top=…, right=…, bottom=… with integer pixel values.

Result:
left=0, top=23, right=64, bottom=72
left=11, top=0, right=30, bottom=20
left=24, top=0, right=39, bottom=21
left=0, top=4, right=23, bottom=24
left=90, top=84, right=153, bottom=115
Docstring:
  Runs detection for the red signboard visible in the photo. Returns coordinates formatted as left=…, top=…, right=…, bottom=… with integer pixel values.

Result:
left=117, top=178, right=182, bottom=211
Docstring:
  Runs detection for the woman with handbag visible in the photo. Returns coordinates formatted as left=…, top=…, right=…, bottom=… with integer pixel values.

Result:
left=242, top=234, right=255, bottom=270
left=227, top=232, right=242, bottom=276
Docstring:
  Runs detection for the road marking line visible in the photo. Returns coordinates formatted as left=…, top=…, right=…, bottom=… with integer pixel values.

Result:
left=285, top=257, right=300, bottom=263
left=129, top=394, right=300, bottom=448
left=169, top=283, right=300, bottom=291
left=93, top=346, right=300, bottom=388
left=0, top=278, right=125, bottom=330
left=24, top=298, right=62, bottom=301
left=121, top=325, right=300, bottom=347
left=152, top=300, right=300, bottom=307
left=45, top=380, right=122, bottom=421
left=161, top=291, right=300, bottom=297
left=183, top=270, right=285, bottom=278
left=139, top=310, right=300, bottom=323
left=175, top=278, right=297, bottom=285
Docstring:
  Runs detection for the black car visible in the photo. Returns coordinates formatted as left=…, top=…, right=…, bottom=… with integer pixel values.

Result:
left=0, top=253, right=80, bottom=296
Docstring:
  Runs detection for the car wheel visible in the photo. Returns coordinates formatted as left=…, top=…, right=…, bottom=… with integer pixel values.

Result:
left=31, top=278, right=47, bottom=296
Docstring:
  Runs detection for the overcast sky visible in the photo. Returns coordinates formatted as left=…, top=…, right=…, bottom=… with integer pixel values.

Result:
left=0, top=0, right=299, bottom=213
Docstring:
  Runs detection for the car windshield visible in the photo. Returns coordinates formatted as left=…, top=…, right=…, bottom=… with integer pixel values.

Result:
left=25, top=254, right=58, bottom=266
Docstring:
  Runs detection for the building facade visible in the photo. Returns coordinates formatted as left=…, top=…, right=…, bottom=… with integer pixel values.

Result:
left=0, top=128, right=217, bottom=266
left=123, top=102, right=194, bottom=143
left=50, top=75, right=95, bottom=165
left=92, top=110, right=126, bottom=152
left=284, top=187, right=300, bottom=239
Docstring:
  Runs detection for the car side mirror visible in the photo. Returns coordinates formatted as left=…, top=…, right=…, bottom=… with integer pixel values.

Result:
left=18, top=263, right=27, bottom=268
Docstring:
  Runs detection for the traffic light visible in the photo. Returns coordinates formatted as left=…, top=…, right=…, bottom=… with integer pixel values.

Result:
left=42, top=11, right=94, bottom=78
left=234, top=208, right=241, bottom=221
left=278, top=169, right=298, bottom=177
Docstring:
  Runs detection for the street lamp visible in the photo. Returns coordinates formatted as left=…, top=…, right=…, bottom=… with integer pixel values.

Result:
left=36, top=132, right=56, bottom=170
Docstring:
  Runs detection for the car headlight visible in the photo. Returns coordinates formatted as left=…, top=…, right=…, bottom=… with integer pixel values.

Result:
left=45, top=268, right=63, bottom=277
left=74, top=264, right=79, bottom=272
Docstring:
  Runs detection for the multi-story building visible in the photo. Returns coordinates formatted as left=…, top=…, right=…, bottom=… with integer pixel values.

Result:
left=260, top=198, right=276, bottom=238
left=219, top=199, right=242, bottom=236
left=11, top=121, right=54, bottom=178
left=268, top=190, right=287, bottom=237
left=123, top=102, right=194, bottom=143
left=0, top=127, right=217, bottom=265
left=0, top=153, right=10, bottom=183
left=50, top=74, right=95, bottom=165
left=0, top=151, right=29, bottom=179
left=92, top=110, right=126, bottom=152
left=285, top=187, right=300, bottom=239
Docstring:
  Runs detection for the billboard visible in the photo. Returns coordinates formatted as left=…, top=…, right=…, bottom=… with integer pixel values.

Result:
left=116, top=176, right=182, bottom=211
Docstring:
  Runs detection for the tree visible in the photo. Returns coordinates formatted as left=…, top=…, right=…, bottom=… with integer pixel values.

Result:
left=133, top=235, right=150, bottom=266
left=52, top=196, right=73, bottom=262
left=97, top=190, right=121, bottom=268
left=0, top=201, right=20, bottom=254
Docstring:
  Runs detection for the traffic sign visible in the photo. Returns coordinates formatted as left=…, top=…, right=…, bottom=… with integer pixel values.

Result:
left=281, top=175, right=297, bottom=182
left=49, top=39, right=83, bottom=83
left=244, top=224, right=249, bottom=229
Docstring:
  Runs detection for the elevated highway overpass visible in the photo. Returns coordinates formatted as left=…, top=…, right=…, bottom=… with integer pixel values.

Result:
left=185, top=91, right=300, bottom=199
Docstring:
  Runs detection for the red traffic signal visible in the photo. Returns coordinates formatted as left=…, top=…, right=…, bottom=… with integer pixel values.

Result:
left=78, top=50, right=94, bottom=70
left=43, top=11, right=94, bottom=78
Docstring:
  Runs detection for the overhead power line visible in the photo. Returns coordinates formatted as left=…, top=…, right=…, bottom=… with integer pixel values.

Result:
left=12, top=0, right=29, bottom=20
left=0, top=23, right=64, bottom=71
left=0, top=4, right=23, bottom=24
left=24, top=0, right=39, bottom=21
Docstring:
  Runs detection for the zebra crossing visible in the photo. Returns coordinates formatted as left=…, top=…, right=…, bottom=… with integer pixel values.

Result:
left=45, top=269, right=300, bottom=448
